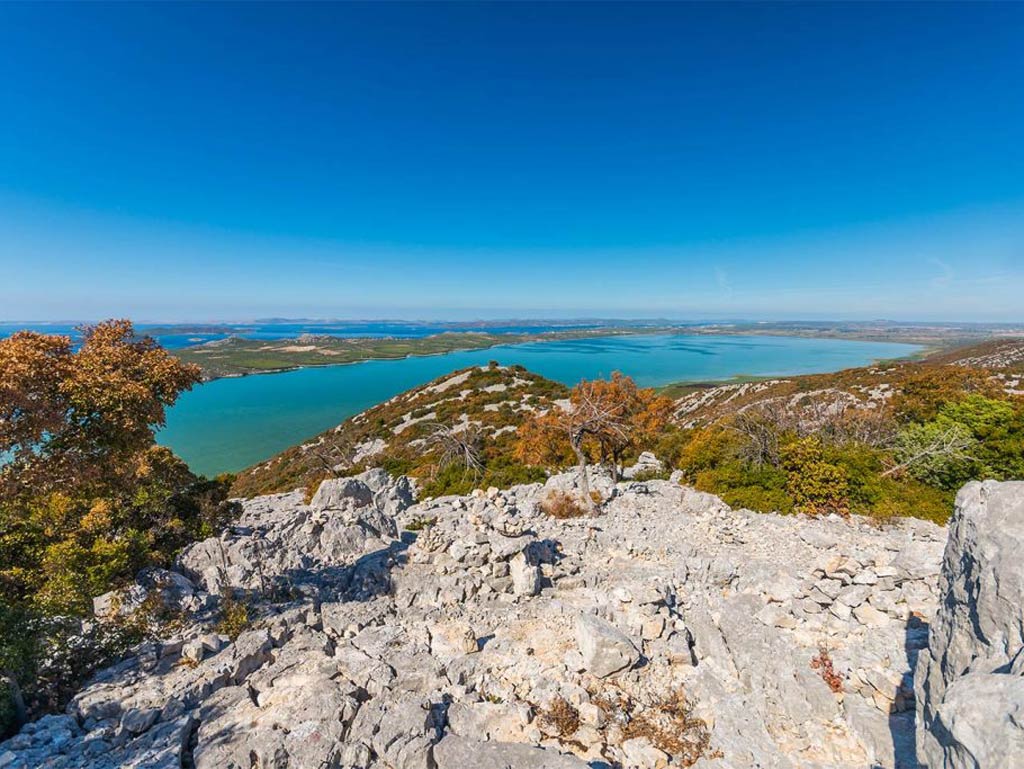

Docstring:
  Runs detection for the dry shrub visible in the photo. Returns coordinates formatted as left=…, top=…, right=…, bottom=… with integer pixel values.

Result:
left=541, top=490, right=588, bottom=518
left=540, top=696, right=580, bottom=739
left=405, top=516, right=437, bottom=532
left=810, top=646, right=844, bottom=693
left=595, top=687, right=715, bottom=767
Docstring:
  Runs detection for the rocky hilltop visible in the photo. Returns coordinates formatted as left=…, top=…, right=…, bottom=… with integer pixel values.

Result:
left=4, top=463, right=1019, bottom=768
left=230, top=364, right=567, bottom=498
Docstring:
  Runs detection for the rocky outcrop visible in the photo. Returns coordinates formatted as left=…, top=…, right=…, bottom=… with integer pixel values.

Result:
left=1, top=469, right=956, bottom=769
left=176, top=468, right=412, bottom=599
left=915, top=480, right=1024, bottom=768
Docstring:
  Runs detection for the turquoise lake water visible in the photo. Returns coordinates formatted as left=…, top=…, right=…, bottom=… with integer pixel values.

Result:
left=158, top=334, right=921, bottom=477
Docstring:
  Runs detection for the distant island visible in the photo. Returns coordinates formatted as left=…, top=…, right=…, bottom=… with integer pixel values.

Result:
left=173, top=326, right=680, bottom=380
left=170, top=319, right=1024, bottom=380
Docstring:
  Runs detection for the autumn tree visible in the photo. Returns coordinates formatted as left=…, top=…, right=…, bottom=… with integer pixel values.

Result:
left=515, top=373, right=673, bottom=514
left=0, top=321, right=233, bottom=729
left=1, top=320, right=202, bottom=497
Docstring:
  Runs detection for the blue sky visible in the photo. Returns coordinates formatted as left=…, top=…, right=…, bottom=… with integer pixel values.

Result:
left=1, top=2, right=1022, bottom=322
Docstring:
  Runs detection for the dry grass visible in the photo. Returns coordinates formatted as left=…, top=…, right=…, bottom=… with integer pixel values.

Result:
left=540, top=696, right=580, bottom=739
left=541, top=490, right=589, bottom=518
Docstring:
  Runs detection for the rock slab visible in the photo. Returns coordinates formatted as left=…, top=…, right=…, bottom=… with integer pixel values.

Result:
left=915, top=480, right=1024, bottom=769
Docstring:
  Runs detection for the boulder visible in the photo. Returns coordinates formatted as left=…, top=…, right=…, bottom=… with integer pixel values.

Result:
left=310, top=477, right=375, bottom=509
left=915, top=480, right=1024, bottom=768
left=510, top=552, right=541, bottom=597
left=575, top=612, right=639, bottom=678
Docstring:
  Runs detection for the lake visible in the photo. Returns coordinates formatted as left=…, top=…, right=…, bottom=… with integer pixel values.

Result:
left=158, top=334, right=921, bottom=477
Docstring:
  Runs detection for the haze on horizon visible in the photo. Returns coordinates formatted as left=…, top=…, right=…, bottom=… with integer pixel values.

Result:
left=1, top=3, right=1022, bottom=323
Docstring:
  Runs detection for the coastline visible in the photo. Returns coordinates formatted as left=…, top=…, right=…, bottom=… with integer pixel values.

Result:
left=176, top=326, right=681, bottom=381
left=178, top=327, right=944, bottom=383
left=655, top=340, right=961, bottom=399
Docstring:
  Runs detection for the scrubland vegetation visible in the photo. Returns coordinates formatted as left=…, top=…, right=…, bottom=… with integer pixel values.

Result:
left=230, top=362, right=570, bottom=498
left=236, top=337, right=1023, bottom=530
left=652, top=362, right=1023, bottom=525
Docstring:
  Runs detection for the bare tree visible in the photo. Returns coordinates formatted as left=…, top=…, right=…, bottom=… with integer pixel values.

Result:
left=725, top=390, right=898, bottom=467
left=882, top=422, right=975, bottom=478
left=564, top=381, right=632, bottom=514
left=425, top=421, right=485, bottom=477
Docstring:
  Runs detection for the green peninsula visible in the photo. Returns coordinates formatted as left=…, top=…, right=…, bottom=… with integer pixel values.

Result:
left=174, top=327, right=664, bottom=380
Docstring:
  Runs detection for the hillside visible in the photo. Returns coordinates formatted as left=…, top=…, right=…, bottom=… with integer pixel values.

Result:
left=233, top=339, right=1024, bottom=500
left=230, top=363, right=570, bottom=498
left=671, top=337, right=1024, bottom=428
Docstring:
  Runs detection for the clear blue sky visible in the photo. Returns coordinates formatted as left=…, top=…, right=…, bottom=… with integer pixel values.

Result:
left=1, top=2, right=1021, bottom=322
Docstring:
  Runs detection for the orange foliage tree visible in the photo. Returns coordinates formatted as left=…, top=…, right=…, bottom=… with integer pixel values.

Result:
left=0, top=320, right=201, bottom=497
left=0, top=321, right=223, bottom=727
left=515, top=373, right=673, bottom=513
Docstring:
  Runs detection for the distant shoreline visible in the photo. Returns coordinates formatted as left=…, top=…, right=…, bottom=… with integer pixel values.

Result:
left=174, top=325, right=942, bottom=383
left=175, top=326, right=678, bottom=381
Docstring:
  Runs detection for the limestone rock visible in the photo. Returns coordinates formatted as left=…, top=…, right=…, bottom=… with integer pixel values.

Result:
left=623, top=451, right=665, bottom=480
left=510, top=551, right=541, bottom=597
left=915, top=480, right=1024, bottom=769
left=433, top=734, right=589, bottom=769
left=0, top=469, right=955, bottom=769
left=575, top=612, right=639, bottom=678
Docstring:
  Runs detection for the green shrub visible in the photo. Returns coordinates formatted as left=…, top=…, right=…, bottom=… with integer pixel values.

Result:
left=631, top=467, right=672, bottom=482
left=892, top=420, right=975, bottom=490
left=695, top=460, right=794, bottom=515
left=781, top=437, right=850, bottom=516
left=418, top=456, right=546, bottom=499
left=867, top=480, right=952, bottom=526
left=216, top=593, right=251, bottom=641
left=674, top=427, right=743, bottom=483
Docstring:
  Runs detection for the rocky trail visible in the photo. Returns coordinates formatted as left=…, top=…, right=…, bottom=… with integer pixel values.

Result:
left=2, top=467, right=1021, bottom=769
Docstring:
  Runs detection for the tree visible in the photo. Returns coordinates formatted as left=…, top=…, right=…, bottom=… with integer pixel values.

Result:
left=515, top=373, right=673, bottom=514
left=887, top=395, right=1021, bottom=489
left=0, top=320, right=202, bottom=497
left=424, top=422, right=485, bottom=477
left=886, top=420, right=976, bottom=486
left=593, top=373, right=675, bottom=476
left=0, top=321, right=232, bottom=725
